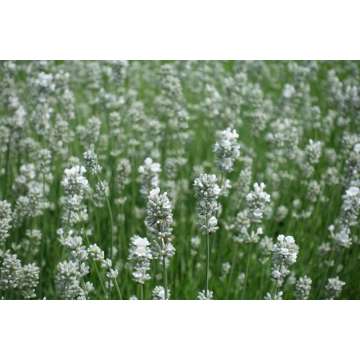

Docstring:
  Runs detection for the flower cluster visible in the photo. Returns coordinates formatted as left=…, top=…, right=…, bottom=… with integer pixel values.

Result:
left=155, top=64, right=189, bottom=183
left=145, top=188, right=174, bottom=258
left=152, top=285, right=171, bottom=300
left=55, top=259, right=92, bottom=300
left=342, top=186, right=360, bottom=226
left=83, top=148, right=109, bottom=208
left=197, top=289, right=214, bottom=300
left=138, top=157, right=161, bottom=196
left=77, top=116, right=101, bottom=147
left=12, top=163, right=50, bottom=224
left=0, top=200, right=12, bottom=249
left=246, top=182, right=271, bottom=223
left=0, top=251, right=39, bottom=299
left=61, top=165, right=90, bottom=226
left=56, top=229, right=119, bottom=299
left=55, top=229, right=91, bottom=299
left=325, top=277, right=345, bottom=299
left=264, top=291, right=283, bottom=300
left=194, top=174, right=221, bottom=234
left=214, top=127, right=240, bottom=173
left=271, top=234, right=299, bottom=286
left=295, top=275, right=312, bottom=300
left=115, top=158, right=132, bottom=206
left=305, top=139, right=322, bottom=165
left=87, top=244, right=119, bottom=290
left=329, top=185, right=360, bottom=248
left=266, top=118, right=301, bottom=161
left=233, top=182, right=270, bottom=244
left=128, top=235, right=152, bottom=284
left=83, top=148, right=102, bottom=176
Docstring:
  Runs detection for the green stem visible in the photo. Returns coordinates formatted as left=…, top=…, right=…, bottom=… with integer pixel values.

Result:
left=105, top=195, right=114, bottom=260
left=96, top=175, right=114, bottom=260
left=163, top=256, right=168, bottom=300
left=140, top=284, right=144, bottom=300
left=226, top=242, right=238, bottom=298
left=114, top=278, right=123, bottom=300
left=206, top=231, right=210, bottom=297
left=242, top=245, right=252, bottom=299
left=83, top=228, right=108, bottom=298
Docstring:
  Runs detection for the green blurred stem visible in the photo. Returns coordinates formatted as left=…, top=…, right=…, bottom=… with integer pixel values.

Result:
left=140, top=284, right=144, bottom=300
left=163, top=255, right=168, bottom=300
left=114, top=278, right=123, bottom=300
left=96, top=174, right=114, bottom=260
left=206, top=231, right=210, bottom=298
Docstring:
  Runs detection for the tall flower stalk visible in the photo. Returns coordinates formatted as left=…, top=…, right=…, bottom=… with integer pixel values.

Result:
left=83, top=148, right=114, bottom=260
left=128, top=235, right=152, bottom=299
left=194, top=173, right=221, bottom=299
left=145, top=187, right=174, bottom=300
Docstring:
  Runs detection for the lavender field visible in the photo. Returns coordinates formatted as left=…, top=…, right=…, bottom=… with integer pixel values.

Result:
left=0, top=60, right=359, bottom=299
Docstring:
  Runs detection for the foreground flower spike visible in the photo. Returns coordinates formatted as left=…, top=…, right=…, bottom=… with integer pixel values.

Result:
left=87, top=244, right=120, bottom=294
left=264, top=291, right=283, bottom=300
left=55, top=229, right=92, bottom=300
left=194, top=173, right=221, bottom=299
left=145, top=188, right=174, bottom=256
left=214, top=127, right=240, bottom=174
left=56, top=259, right=92, bottom=300
left=194, top=174, right=221, bottom=235
left=152, top=285, right=171, bottom=300
left=129, top=235, right=152, bottom=295
left=145, top=187, right=174, bottom=300
left=295, top=275, right=312, bottom=300
left=0, top=250, right=40, bottom=299
left=56, top=160, right=121, bottom=299
left=326, top=277, right=345, bottom=299
left=61, top=164, right=90, bottom=226
left=56, top=162, right=93, bottom=299
left=271, top=234, right=299, bottom=294
left=56, top=229, right=121, bottom=300
left=197, top=289, right=214, bottom=300
left=232, top=182, right=271, bottom=298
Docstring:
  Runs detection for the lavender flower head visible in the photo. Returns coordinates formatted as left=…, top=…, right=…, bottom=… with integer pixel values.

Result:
left=128, top=235, right=152, bottom=284
left=271, top=234, right=299, bottom=286
left=246, top=182, right=271, bottom=223
left=145, top=187, right=174, bottom=258
left=214, top=127, right=240, bottom=173
left=326, top=276, right=345, bottom=299
left=295, top=275, right=312, bottom=300
left=83, top=148, right=102, bottom=175
left=62, top=165, right=90, bottom=197
left=194, top=174, right=221, bottom=234
left=61, top=165, right=90, bottom=225
left=152, top=285, right=171, bottom=300
left=138, top=157, right=161, bottom=196
left=197, top=289, right=214, bottom=300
